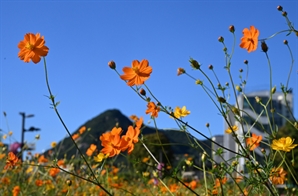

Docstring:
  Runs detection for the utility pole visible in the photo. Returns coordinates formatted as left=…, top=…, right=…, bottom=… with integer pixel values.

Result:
left=19, top=112, right=39, bottom=160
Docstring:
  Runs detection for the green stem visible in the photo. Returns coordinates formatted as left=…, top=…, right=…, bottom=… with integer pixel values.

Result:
left=42, top=57, right=112, bottom=196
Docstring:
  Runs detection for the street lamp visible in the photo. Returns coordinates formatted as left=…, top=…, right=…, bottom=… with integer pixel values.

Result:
left=19, top=112, right=40, bottom=160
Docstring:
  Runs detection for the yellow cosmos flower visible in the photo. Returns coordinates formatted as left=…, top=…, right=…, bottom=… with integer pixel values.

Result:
left=173, top=106, right=190, bottom=118
left=225, top=125, right=238, bottom=134
left=271, top=137, right=298, bottom=152
left=51, top=142, right=57, bottom=148
left=94, top=153, right=107, bottom=162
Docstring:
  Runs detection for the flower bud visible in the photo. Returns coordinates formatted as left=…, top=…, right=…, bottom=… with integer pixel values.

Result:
left=255, top=96, right=261, bottom=103
left=139, top=88, right=146, bottom=96
left=283, top=40, right=288, bottom=45
left=236, top=85, right=242, bottom=92
left=271, top=86, right=276, bottom=94
left=218, top=36, right=224, bottom=42
left=108, top=61, right=116, bottom=69
left=282, top=11, right=287, bottom=16
left=261, top=148, right=266, bottom=154
left=225, top=82, right=229, bottom=86
left=294, top=122, right=298, bottom=130
left=229, top=25, right=235, bottom=33
left=277, top=5, right=283, bottom=11
left=201, top=152, right=206, bottom=162
left=66, top=179, right=72, bottom=186
left=217, top=97, right=226, bottom=103
left=239, top=69, right=243, bottom=73
left=244, top=60, right=248, bottom=64
left=223, top=47, right=227, bottom=52
left=189, top=58, right=200, bottom=69
left=232, top=107, right=240, bottom=116
left=206, top=123, right=210, bottom=128
left=195, top=79, right=203, bottom=85
left=232, top=161, right=238, bottom=167
left=208, top=64, right=213, bottom=70
left=261, top=41, right=268, bottom=52
left=35, top=134, right=40, bottom=140
left=177, top=68, right=185, bottom=76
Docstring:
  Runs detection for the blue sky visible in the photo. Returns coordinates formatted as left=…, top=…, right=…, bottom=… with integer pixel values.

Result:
left=1, top=1, right=297, bottom=156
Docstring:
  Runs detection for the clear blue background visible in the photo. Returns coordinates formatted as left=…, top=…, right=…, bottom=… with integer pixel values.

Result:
left=1, top=0, right=297, bottom=156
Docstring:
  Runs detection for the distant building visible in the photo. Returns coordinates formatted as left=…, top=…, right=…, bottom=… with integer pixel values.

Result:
left=223, top=90, right=293, bottom=173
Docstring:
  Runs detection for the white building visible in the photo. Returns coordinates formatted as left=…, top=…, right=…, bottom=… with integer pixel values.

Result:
left=222, top=90, right=293, bottom=173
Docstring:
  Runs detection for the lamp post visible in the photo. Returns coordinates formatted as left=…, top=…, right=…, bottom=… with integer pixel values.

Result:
left=19, top=112, right=40, bottom=160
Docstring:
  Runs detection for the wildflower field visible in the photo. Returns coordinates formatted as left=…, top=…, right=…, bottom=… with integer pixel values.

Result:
left=1, top=3, right=298, bottom=196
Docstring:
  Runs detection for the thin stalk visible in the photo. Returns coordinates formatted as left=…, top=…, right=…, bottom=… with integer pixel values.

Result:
left=42, top=58, right=112, bottom=196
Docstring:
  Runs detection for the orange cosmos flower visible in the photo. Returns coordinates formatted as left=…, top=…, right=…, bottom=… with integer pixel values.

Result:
left=35, top=179, right=43, bottom=187
left=240, top=26, right=259, bottom=53
left=38, top=155, right=49, bottom=163
left=270, top=167, right=287, bottom=185
left=146, top=102, right=160, bottom=118
left=135, top=117, right=143, bottom=129
left=49, top=167, right=60, bottom=177
left=86, top=144, right=97, bottom=157
left=100, top=127, right=122, bottom=157
left=12, top=186, right=21, bottom=196
left=5, top=152, right=19, bottom=169
left=120, top=59, right=152, bottom=86
left=72, top=133, right=80, bottom=140
left=121, top=125, right=140, bottom=154
left=246, top=133, right=262, bottom=151
left=18, top=33, right=49, bottom=64
left=79, top=126, right=87, bottom=134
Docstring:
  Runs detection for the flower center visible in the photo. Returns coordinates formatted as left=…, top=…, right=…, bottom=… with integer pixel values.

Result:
left=132, top=67, right=140, bottom=74
left=25, top=42, right=35, bottom=50
left=247, top=38, right=254, bottom=44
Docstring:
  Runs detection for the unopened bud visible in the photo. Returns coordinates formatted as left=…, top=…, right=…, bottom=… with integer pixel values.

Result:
left=35, top=134, right=40, bottom=140
left=223, top=47, right=227, bottom=52
left=189, top=58, right=201, bottom=69
left=239, top=69, right=243, bottom=73
left=139, top=88, right=146, bottom=96
left=201, top=152, right=206, bottom=162
left=225, top=82, right=229, bottom=86
left=195, top=79, right=203, bottom=85
left=261, top=148, right=266, bottom=154
left=206, top=123, right=210, bottom=128
left=294, top=122, right=298, bottom=130
left=66, top=179, right=72, bottom=186
left=283, top=40, right=288, bottom=45
left=229, top=25, right=235, bottom=33
left=282, top=11, right=287, bottom=16
left=218, top=36, right=224, bottom=42
left=236, top=85, right=242, bottom=92
left=108, top=61, right=116, bottom=69
left=277, top=5, right=283, bottom=11
left=244, top=60, right=248, bottom=64
left=232, top=161, right=238, bottom=167
left=208, top=65, right=213, bottom=70
left=218, top=97, right=226, bottom=103
left=255, top=96, right=261, bottom=103
left=261, top=41, right=268, bottom=52
left=232, top=107, right=240, bottom=116
left=270, top=108, right=275, bottom=113
left=177, top=68, right=185, bottom=76
left=271, top=86, right=276, bottom=94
